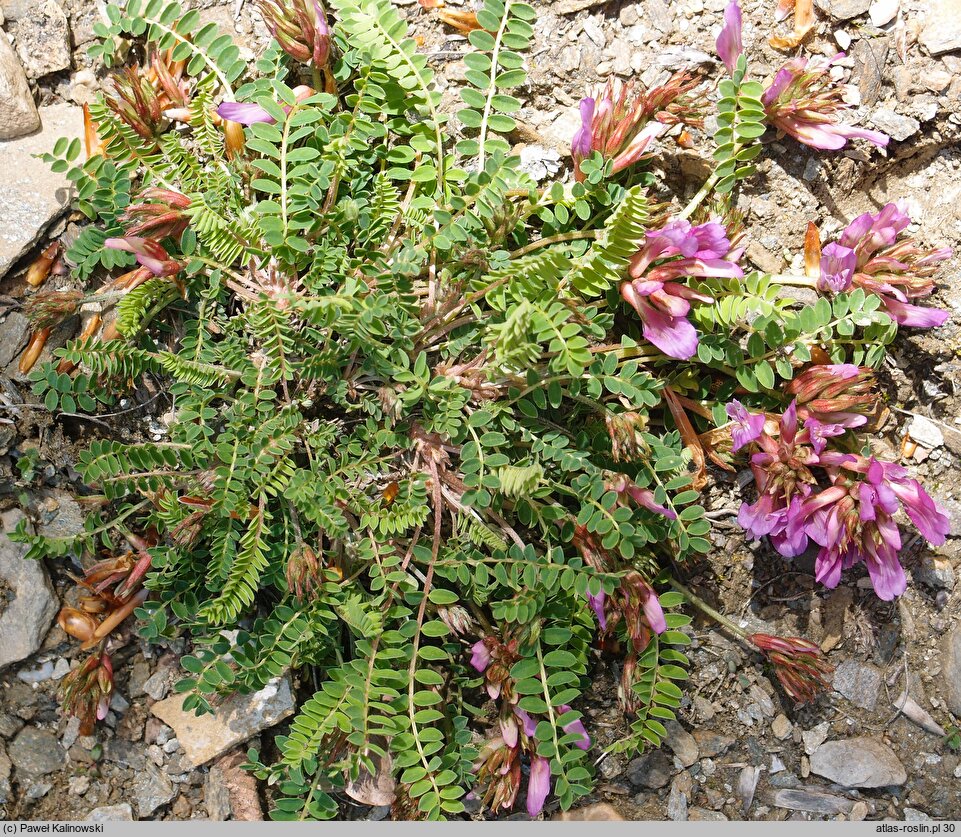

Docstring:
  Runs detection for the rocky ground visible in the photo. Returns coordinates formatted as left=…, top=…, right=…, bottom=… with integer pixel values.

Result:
left=1, top=0, right=961, bottom=823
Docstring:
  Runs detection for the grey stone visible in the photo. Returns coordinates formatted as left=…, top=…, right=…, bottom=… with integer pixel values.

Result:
left=667, top=775, right=688, bottom=820
left=35, top=490, right=85, bottom=540
left=814, top=0, right=871, bottom=19
left=691, top=729, right=734, bottom=757
left=0, top=33, right=38, bottom=139
left=133, top=764, right=176, bottom=817
left=104, top=738, right=146, bottom=771
left=143, top=668, right=173, bottom=701
left=737, top=765, right=760, bottom=814
left=920, top=0, right=961, bottom=55
left=663, top=720, right=699, bottom=768
left=0, top=103, right=83, bottom=280
left=809, top=737, right=907, bottom=788
left=25, top=781, right=52, bottom=800
left=205, top=766, right=232, bottom=821
left=8, top=727, right=65, bottom=777
left=832, top=659, right=883, bottom=710
left=917, top=555, right=956, bottom=591
left=626, top=750, right=673, bottom=789
left=771, top=788, right=855, bottom=815
left=772, top=714, right=793, bottom=740
left=943, top=624, right=961, bottom=717
left=688, top=808, right=728, bottom=821
left=5, top=0, right=70, bottom=79
left=851, top=38, right=887, bottom=108
left=85, top=804, right=134, bottom=822
left=152, top=676, right=295, bottom=767
left=871, top=108, right=920, bottom=142
left=0, top=741, right=11, bottom=804
left=802, top=721, right=831, bottom=755
left=908, top=415, right=944, bottom=449
left=904, top=808, right=931, bottom=821
left=0, top=510, right=59, bottom=671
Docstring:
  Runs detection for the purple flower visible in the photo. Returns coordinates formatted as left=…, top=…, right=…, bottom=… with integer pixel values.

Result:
left=470, top=640, right=492, bottom=673
left=558, top=705, right=591, bottom=750
left=500, top=714, right=519, bottom=749
left=104, top=236, right=181, bottom=276
left=217, top=101, right=277, bottom=125
left=526, top=756, right=551, bottom=818
left=762, top=56, right=889, bottom=151
left=872, top=460, right=950, bottom=545
left=818, top=242, right=856, bottom=292
left=818, top=202, right=951, bottom=329
left=621, top=220, right=741, bottom=359
left=726, top=400, right=766, bottom=452
left=641, top=588, right=667, bottom=634
left=571, top=97, right=595, bottom=160
left=716, top=0, right=743, bottom=74
left=514, top=706, right=537, bottom=738
left=803, top=417, right=846, bottom=455
left=587, top=589, right=607, bottom=630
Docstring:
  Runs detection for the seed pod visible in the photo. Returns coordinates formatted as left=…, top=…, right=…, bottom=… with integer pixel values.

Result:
left=58, top=607, right=99, bottom=642
left=26, top=242, right=59, bottom=287
left=901, top=435, right=918, bottom=460
left=18, top=327, right=51, bottom=374
left=224, top=119, right=245, bottom=160
left=56, top=314, right=101, bottom=374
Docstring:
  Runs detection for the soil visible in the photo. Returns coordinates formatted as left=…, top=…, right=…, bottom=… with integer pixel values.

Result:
left=1, top=0, right=960, bottom=823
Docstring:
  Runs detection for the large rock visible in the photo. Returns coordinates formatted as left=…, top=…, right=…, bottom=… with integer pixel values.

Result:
left=8, top=727, right=65, bottom=777
left=626, top=749, right=673, bottom=789
left=0, top=510, right=59, bottom=671
left=0, top=103, right=82, bottom=279
left=132, top=764, right=176, bottom=817
left=85, top=804, right=134, bottom=822
left=809, top=737, right=907, bottom=788
left=151, top=677, right=295, bottom=768
left=920, top=0, right=961, bottom=55
left=943, top=624, right=961, bottom=717
left=832, top=659, right=883, bottom=711
left=2, top=0, right=71, bottom=79
left=0, top=32, right=39, bottom=139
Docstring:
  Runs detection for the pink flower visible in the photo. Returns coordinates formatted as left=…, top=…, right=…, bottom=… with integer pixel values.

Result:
left=820, top=202, right=951, bottom=328
left=640, top=585, right=667, bottom=634
left=526, top=756, right=551, bottom=818
left=217, top=85, right=316, bottom=125
left=104, top=236, right=182, bottom=276
left=726, top=400, right=765, bottom=452
left=558, top=705, right=591, bottom=750
left=762, top=55, right=889, bottom=151
left=587, top=589, right=607, bottom=630
left=716, top=0, right=743, bottom=74
left=470, top=640, right=492, bottom=673
left=571, top=74, right=701, bottom=181
left=621, top=220, right=742, bottom=359
left=818, top=242, right=856, bottom=292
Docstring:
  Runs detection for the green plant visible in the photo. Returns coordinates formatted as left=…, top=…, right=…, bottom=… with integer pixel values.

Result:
left=14, top=0, right=950, bottom=821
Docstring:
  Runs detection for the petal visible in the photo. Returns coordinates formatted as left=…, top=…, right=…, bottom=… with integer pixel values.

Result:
left=640, top=305, right=699, bottom=360
left=217, top=101, right=276, bottom=125
left=715, top=0, right=743, bottom=73
left=526, top=756, right=552, bottom=818
left=881, top=297, right=950, bottom=328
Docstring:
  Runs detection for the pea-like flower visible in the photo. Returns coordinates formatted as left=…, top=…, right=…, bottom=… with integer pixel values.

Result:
left=122, top=188, right=192, bottom=241
left=784, top=364, right=879, bottom=429
left=815, top=202, right=951, bottom=327
left=620, top=219, right=742, bottom=359
left=761, top=55, right=889, bottom=150
left=257, top=0, right=331, bottom=68
left=104, top=236, right=184, bottom=277
left=217, top=84, right=317, bottom=126
left=571, top=72, right=702, bottom=182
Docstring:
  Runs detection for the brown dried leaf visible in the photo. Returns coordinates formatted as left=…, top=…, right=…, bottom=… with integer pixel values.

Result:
left=803, top=220, right=822, bottom=278
left=344, top=751, right=396, bottom=806
left=769, top=0, right=815, bottom=49
left=437, top=8, right=481, bottom=33
left=663, top=387, right=707, bottom=491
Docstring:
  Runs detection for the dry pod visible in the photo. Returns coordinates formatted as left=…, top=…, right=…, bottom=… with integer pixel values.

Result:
left=26, top=242, right=60, bottom=288
left=18, top=327, right=51, bottom=375
left=56, top=314, right=102, bottom=374
left=58, top=607, right=99, bottom=642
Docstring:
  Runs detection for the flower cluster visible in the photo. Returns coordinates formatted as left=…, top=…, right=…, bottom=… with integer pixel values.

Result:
left=59, top=653, right=114, bottom=735
left=748, top=633, right=833, bottom=704
left=469, top=637, right=589, bottom=817
left=620, top=219, right=743, bottom=359
left=728, top=391, right=950, bottom=600
left=817, top=201, right=951, bottom=327
left=121, top=188, right=192, bottom=241
left=571, top=72, right=702, bottom=182
left=257, top=0, right=331, bottom=69
left=716, top=1, right=888, bottom=151
left=104, top=236, right=184, bottom=277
